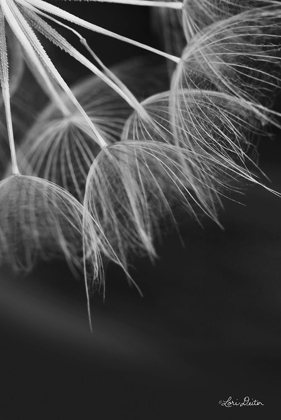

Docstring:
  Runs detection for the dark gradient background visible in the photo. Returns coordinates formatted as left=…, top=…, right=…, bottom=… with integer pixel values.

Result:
left=1, top=2, right=281, bottom=419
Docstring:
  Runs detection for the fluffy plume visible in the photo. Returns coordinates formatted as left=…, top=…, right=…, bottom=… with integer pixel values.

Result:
left=171, top=7, right=281, bottom=110
left=167, top=6, right=281, bottom=201
left=168, top=90, right=275, bottom=195
left=16, top=80, right=129, bottom=202
left=83, top=139, right=220, bottom=271
left=0, top=26, right=24, bottom=172
left=0, top=174, right=86, bottom=272
left=121, top=89, right=271, bottom=216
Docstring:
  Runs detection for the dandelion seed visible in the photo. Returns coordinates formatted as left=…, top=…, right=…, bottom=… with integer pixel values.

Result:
left=0, top=174, right=86, bottom=271
left=172, top=7, right=281, bottom=110
left=169, top=6, right=281, bottom=196
left=83, top=140, right=222, bottom=271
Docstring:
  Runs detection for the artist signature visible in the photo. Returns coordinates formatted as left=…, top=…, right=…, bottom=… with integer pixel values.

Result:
left=219, top=396, right=264, bottom=407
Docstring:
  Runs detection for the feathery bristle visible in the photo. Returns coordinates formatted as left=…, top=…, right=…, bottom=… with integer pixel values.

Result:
left=122, top=85, right=279, bottom=218
left=0, top=174, right=85, bottom=272
left=0, top=23, right=24, bottom=174
left=182, top=0, right=279, bottom=39
left=172, top=8, right=281, bottom=109
left=3, top=26, right=24, bottom=100
left=16, top=86, right=128, bottom=201
left=83, top=140, right=222, bottom=271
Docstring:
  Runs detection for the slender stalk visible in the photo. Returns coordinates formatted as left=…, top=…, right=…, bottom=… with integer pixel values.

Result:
left=3, top=0, right=108, bottom=148
left=1, top=0, right=70, bottom=117
left=2, top=87, right=19, bottom=174
left=85, top=0, right=183, bottom=8
left=80, top=38, right=148, bottom=117
left=21, top=5, right=151, bottom=121
left=84, top=268, right=93, bottom=333
left=25, top=62, right=72, bottom=118
left=22, top=0, right=181, bottom=63
left=0, top=9, right=19, bottom=174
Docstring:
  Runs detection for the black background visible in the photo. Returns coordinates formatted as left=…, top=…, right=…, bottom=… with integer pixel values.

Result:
left=1, top=2, right=281, bottom=418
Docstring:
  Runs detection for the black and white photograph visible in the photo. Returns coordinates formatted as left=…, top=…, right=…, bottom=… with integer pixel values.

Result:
left=0, top=0, right=281, bottom=418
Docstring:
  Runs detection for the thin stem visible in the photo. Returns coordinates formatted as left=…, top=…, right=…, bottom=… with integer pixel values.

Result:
left=22, top=0, right=181, bottom=63
left=1, top=0, right=70, bottom=117
left=24, top=4, right=150, bottom=121
left=4, top=0, right=108, bottom=149
left=21, top=4, right=151, bottom=121
left=82, top=219, right=93, bottom=333
left=25, top=60, right=71, bottom=118
left=0, top=9, right=19, bottom=174
left=3, top=87, right=19, bottom=175
left=80, top=39, right=150, bottom=120
left=85, top=274, right=93, bottom=333
left=80, top=39, right=134, bottom=104
left=85, top=0, right=183, bottom=8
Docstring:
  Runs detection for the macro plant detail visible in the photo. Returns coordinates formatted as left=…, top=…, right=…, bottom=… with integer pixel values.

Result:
left=1, top=0, right=281, bottom=328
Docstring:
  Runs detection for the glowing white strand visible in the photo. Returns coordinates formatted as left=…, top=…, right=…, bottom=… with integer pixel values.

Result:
left=19, top=3, right=149, bottom=120
left=0, top=8, right=19, bottom=174
left=81, top=0, right=183, bottom=8
left=21, top=0, right=181, bottom=63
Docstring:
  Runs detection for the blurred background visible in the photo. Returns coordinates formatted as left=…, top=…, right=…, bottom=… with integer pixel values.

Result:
left=1, top=1, right=281, bottom=418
